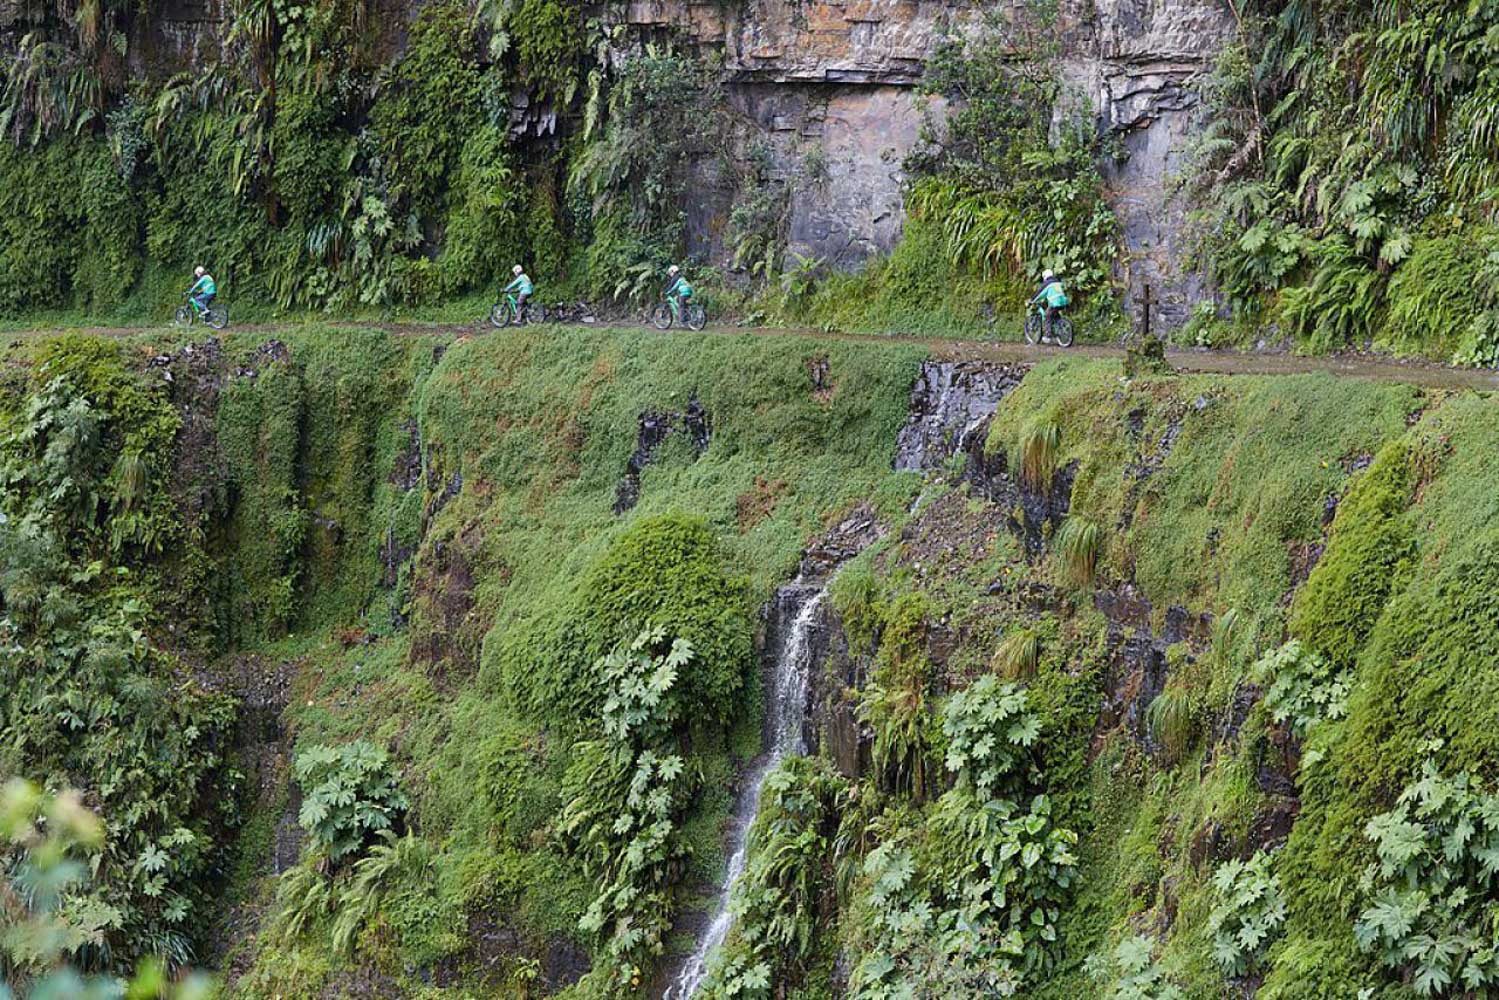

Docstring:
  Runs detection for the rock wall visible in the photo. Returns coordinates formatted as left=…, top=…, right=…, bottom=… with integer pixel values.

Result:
left=640, top=0, right=1233, bottom=326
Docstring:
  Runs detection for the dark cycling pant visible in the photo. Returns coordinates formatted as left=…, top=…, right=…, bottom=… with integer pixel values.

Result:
left=1044, top=304, right=1058, bottom=335
left=516, top=292, right=529, bottom=313
left=193, top=293, right=215, bottom=313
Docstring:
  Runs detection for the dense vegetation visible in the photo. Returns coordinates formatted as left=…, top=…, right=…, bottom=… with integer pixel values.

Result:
left=1187, top=0, right=1499, bottom=363
left=0, top=323, right=1492, bottom=999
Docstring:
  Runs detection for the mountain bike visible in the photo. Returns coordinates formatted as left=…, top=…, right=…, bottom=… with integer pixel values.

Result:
left=651, top=296, right=706, bottom=332
left=489, top=293, right=548, bottom=328
left=176, top=293, right=229, bottom=330
left=1023, top=308, right=1073, bottom=347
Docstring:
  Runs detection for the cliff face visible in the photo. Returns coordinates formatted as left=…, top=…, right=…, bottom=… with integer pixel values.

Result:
left=133, top=0, right=1231, bottom=325
left=634, top=0, right=1232, bottom=325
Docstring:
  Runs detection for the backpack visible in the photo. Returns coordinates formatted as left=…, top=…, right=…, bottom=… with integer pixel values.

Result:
left=1045, top=282, right=1069, bottom=308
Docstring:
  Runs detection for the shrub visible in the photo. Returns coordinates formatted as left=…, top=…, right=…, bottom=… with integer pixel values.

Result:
left=701, top=757, right=846, bottom=997
left=294, top=741, right=410, bottom=863
left=1085, top=935, right=1183, bottom=1000
left=511, top=513, right=753, bottom=730
left=1208, top=850, right=1287, bottom=977
left=940, top=676, right=1040, bottom=799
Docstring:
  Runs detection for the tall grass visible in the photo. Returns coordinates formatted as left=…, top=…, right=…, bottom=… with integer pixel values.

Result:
left=1054, top=516, right=1102, bottom=586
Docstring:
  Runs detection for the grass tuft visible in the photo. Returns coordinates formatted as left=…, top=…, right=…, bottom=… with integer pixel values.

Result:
left=992, top=628, right=1041, bottom=680
left=1054, top=516, right=1102, bottom=587
left=1018, top=419, right=1061, bottom=489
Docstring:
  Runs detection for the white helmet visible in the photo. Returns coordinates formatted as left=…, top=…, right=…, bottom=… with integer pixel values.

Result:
left=668, top=265, right=680, bottom=275
left=1043, top=269, right=1055, bottom=280
left=194, top=266, right=206, bottom=278
left=513, top=265, right=523, bottom=276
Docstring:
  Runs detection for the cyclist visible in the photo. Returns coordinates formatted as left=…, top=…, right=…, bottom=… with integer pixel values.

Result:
left=664, top=265, right=693, bottom=313
left=188, top=266, right=216, bottom=316
left=504, top=264, right=533, bottom=316
left=1029, top=269, right=1069, bottom=339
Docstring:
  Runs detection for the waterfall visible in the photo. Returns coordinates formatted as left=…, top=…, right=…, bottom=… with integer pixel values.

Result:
left=664, top=581, right=828, bottom=999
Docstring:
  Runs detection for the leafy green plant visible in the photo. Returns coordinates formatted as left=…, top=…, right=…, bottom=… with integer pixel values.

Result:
left=1207, top=850, right=1287, bottom=977
left=941, top=676, right=1040, bottom=799
left=700, top=757, right=846, bottom=998
left=1054, top=516, right=1102, bottom=586
left=561, top=628, right=699, bottom=990
left=0, top=780, right=216, bottom=999
left=1085, top=935, right=1183, bottom=1000
left=294, top=741, right=410, bottom=863
left=1354, top=763, right=1499, bottom=995
left=1250, top=640, right=1348, bottom=738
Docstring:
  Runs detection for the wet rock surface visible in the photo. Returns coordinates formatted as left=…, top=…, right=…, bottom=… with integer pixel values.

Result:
left=893, top=360, right=1027, bottom=471
left=613, top=399, right=712, bottom=514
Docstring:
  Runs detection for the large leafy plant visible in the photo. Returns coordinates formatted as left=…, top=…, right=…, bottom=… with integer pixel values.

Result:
left=1251, top=639, right=1348, bottom=738
left=561, top=628, right=696, bottom=991
left=1207, top=850, right=1287, bottom=977
left=294, top=740, right=410, bottom=863
left=1353, top=763, right=1499, bottom=996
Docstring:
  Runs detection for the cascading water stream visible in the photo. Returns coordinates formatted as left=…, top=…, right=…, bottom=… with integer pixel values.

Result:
left=664, top=581, right=828, bottom=999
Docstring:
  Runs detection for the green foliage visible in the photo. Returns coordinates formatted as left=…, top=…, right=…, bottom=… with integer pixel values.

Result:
left=508, top=513, right=753, bottom=731
left=1288, top=440, right=1415, bottom=668
left=293, top=741, right=409, bottom=863
left=1054, top=516, right=1102, bottom=587
left=905, top=5, right=1120, bottom=314
left=571, top=46, right=719, bottom=302
left=1251, top=640, right=1347, bottom=739
left=0, top=781, right=217, bottom=1000
left=561, top=627, right=698, bottom=991
left=1190, top=0, right=1499, bottom=357
left=1208, top=850, right=1287, bottom=977
left=0, top=366, right=236, bottom=970
left=1085, top=935, right=1184, bottom=1000
left=1354, top=764, right=1499, bottom=995
left=1145, top=683, right=1196, bottom=762
left=701, top=756, right=846, bottom=998
left=215, top=359, right=311, bottom=638
left=860, top=593, right=936, bottom=798
left=850, top=794, right=1078, bottom=997
left=941, top=676, right=1041, bottom=800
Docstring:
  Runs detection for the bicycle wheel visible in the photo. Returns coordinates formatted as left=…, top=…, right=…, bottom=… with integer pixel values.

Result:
left=684, top=303, right=706, bottom=331
left=650, top=304, right=673, bottom=331
left=206, top=305, right=229, bottom=331
left=490, top=301, right=514, bottom=328
left=526, top=303, right=548, bottom=325
left=1023, top=313, right=1042, bottom=345
left=1053, top=315, right=1074, bottom=348
left=175, top=305, right=194, bottom=327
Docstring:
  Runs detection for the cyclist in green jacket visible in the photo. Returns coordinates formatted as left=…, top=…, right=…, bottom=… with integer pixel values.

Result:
left=505, top=264, right=533, bottom=313
left=664, top=265, right=692, bottom=311
left=189, top=266, right=217, bottom=315
left=1029, top=269, right=1068, bottom=338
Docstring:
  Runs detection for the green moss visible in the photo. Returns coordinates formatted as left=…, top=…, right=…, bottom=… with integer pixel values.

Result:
left=1287, top=440, right=1415, bottom=667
